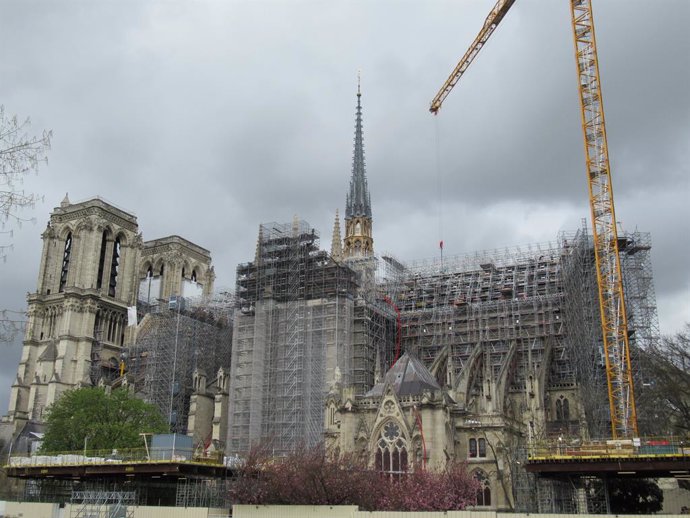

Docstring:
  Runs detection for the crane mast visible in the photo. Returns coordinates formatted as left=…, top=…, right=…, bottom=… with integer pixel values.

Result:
left=569, top=0, right=637, bottom=438
left=430, top=0, right=638, bottom=438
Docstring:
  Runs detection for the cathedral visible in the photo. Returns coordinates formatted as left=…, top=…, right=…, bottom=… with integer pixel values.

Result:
left=0, top=85, right=661, bottom=512
left=226, top=85, right=659, bottom=511
left=0, top=196, right=226, bottom=446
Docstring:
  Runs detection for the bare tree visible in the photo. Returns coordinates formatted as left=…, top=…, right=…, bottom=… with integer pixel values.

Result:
left=637, top=324, right=690, bottom=435
left=0, top=309, right=26, bottom=344
left=0, top=104, right=52, bottom=260
left=0, top=106, right=51, bottom=344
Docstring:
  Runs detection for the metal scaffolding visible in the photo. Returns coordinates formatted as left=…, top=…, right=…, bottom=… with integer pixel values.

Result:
left=389, top=239, right=573, bottom=424
left=70, top=489, right=136, bottom=518
left=227, top=221, right=395, bottom=456
left=375, top=223, right=660, bottom=513
left=559, top=225, right=660, bottom=438
left=560, top=225, right=609, bottom=438
left=128, top=297, right=232, bottom=434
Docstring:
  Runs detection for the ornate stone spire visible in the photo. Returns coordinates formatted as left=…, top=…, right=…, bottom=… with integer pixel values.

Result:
left=374, top=345, right=382, bottom=385
left=346, top=76, right=371, bottom=219
left=331, top=209, right=343, bottom=260
left=343, top=77, right=374, bottom=258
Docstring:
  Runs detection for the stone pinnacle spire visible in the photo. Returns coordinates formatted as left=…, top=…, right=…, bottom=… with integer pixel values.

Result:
left=331, top=209, right=343, bottom=260
left=254, top=224, right=264, bottom=265
left=346, top=76, right=371, bottom=219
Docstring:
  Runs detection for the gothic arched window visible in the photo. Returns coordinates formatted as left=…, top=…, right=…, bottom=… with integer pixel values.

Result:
left=556, top=399, right=563, bottom=421
left=96, top=231, right=108, bottom=290
left=108, top=237, right=121, bottom=297
left=563, top=398, right=570, bottom=421
left=556, top=395, right=570, bottom=422
left=375, top=421, right=408, bottom=479
left=59, top=233, right=72, bottom=292
left=474, top=469, right=491, bottom=506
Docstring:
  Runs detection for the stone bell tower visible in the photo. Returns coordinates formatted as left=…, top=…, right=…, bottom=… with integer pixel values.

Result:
left=7, top=196, right=141, bottom=430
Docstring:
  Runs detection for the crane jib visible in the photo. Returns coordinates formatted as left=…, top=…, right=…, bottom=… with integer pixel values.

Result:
left=428, top=0, right=638, bottom=438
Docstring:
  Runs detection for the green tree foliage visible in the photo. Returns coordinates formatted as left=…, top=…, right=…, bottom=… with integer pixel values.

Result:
left=608, top=478, right=663, bottom=514
left=41, top=388, right=168, bottom=452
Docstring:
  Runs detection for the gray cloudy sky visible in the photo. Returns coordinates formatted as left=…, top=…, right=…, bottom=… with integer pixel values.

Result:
left=1, top=0, right=688, bottom=411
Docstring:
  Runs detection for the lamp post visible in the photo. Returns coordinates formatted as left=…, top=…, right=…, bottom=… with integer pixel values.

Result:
left=139, top=433, right=151, bottom=461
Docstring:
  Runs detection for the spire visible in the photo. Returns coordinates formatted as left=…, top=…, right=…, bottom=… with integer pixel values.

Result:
left=254, top=224, right=264, bottom=265
left=346, top=76, right=371, bottom=219
left=331, top=209, right=343, bottom=260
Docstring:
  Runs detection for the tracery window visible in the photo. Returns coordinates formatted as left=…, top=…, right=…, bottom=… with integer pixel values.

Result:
left=469, top=437, right=487, bottom=458
left=375, top=421, right=408, bottom=479
left=474, top=469, right=491, bottom=506
left=59, top=233, right=72, bottom=292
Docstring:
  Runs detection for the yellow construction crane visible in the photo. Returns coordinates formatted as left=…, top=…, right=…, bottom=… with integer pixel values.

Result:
left=430, top=0, right=637, bottom=439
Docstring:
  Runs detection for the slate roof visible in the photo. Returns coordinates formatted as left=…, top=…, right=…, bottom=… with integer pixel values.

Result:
left=365, top=352, right=441, bottom=397
left=38, top=342, right=58, bottom=362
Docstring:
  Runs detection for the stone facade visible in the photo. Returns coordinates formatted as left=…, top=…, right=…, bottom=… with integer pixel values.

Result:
left=3, top=196, right=215, bottom=438
left=325, top=352, right=527, bottom=511
left=187, top=367, right=230, bottom=448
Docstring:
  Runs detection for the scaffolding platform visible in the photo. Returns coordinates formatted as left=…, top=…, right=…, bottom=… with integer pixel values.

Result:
left=527, top=437, right=690, bottom=476
left=5, top=455, right=233, bottom=481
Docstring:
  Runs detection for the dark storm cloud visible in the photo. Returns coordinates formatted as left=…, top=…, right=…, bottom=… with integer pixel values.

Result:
left=0, top=0, right=687, bottom=409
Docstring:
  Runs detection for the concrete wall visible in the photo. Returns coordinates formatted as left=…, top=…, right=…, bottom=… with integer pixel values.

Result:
left=0, top=501, right=63, bottom=518
left=0, top=502, right=227, bottom=518
left=2, top=502, right=688, bottom=518
left=232, top=505, right=690, bottom=518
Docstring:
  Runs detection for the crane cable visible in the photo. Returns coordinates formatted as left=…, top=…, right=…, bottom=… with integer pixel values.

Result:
left=434, top=115, right=444, bottom=270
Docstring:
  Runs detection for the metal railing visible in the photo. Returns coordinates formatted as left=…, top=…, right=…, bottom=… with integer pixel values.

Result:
left=528, top=436, right=690, bottom=460
left=5, top=447, right=225, bottom=468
